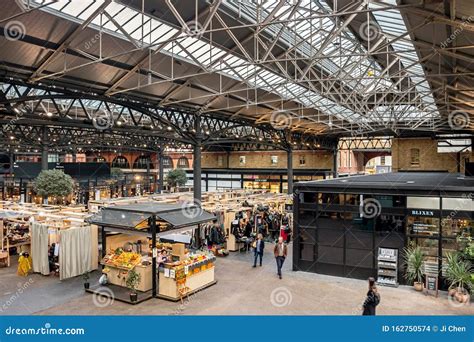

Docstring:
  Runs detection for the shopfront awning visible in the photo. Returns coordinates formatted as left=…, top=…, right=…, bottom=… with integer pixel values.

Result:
left=156, top=209, right=215, bottom=229
left=87, top=201, right=215, bottom=231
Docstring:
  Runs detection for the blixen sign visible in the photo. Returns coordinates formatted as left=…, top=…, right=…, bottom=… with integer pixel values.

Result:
left=410, top=209, right=434, bottom=217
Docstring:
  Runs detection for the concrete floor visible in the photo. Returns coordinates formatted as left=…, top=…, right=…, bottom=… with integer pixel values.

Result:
left=1, top=246, right=472, bottom=315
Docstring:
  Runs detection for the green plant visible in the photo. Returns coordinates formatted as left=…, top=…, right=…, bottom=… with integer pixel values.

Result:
left=445, top=252, right=473, bottom=293
left=165, top=168, right=187, bottom=189
left=34, top=169, right=74, bottom=204
left=126, top=269, right=141, bottom=294
left=403, top=243, right=424, bottom=284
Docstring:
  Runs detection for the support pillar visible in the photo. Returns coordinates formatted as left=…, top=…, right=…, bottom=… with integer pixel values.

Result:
left=333, top=148, right=338, bottom=178
left=157, top=147, right=164, bottom=194
left=287, top=148, right=293, bottom=194
left=193, top=141, right=202, bottom=202
left=193, top=115, right=202, bottom=203
left=41, top=128, right=49, bottom=171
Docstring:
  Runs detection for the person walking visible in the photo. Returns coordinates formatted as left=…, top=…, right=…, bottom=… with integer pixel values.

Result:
left=362, top=277, right=380, bottom=315
left=252, top=233, right=265, bottom=267
left=273, top=236, right=287, bottom=279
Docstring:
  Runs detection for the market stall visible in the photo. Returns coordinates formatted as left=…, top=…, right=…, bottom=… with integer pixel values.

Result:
left=88, top=202, right=216, bottom=304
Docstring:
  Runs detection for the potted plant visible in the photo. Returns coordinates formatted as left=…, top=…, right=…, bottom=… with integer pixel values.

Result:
left=83, top=271, right=90, bottom=290
left=403, top=243, right=424, bottom=291
left=126, top=269, right=141, bottom=302
left=445, top=252, right=472, bottom=304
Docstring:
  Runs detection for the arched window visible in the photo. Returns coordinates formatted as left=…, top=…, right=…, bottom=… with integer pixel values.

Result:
left=112, top=156, right=129, bottom=168
left=133, top=155, right=154, bottom=169
left=162, top=156, right=173, bottom=169
left=177, top=156, right=189, bottom=168
left=95, top=157, right=106, bottom=162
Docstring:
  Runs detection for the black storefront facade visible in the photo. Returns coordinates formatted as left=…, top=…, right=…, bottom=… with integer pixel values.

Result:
left=293, top=172, right=474, bottom=288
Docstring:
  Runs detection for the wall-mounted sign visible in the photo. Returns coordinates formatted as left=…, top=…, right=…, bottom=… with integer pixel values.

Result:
left=410, top=209, right=435, bottom=217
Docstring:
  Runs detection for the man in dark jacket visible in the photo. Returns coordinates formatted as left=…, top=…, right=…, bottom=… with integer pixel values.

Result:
left=252, top=233, right=265, bottom=267
left=273, top=236, right=288, bottom=279
left=362, top=277, right=380, bottom=315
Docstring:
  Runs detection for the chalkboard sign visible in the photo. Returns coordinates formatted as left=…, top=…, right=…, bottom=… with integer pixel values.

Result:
left=425, top=275, right=438, bottom=297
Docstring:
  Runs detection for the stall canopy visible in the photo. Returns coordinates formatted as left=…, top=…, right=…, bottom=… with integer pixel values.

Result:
left=87, top=202, right=216, bottom=231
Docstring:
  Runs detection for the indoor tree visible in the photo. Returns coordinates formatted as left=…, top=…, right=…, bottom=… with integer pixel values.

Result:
left=34, top=169, right=74, bottom=204
left=165, top=168, right=187, bottom=192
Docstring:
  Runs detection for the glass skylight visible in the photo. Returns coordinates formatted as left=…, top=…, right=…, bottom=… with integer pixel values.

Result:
left=26, top=0, right=438, bottom=131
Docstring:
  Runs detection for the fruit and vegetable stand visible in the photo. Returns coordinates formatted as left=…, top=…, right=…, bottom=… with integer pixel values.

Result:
left=87, top=202, right=216, bottom=304
left=158, top=252, right=216, bottom=301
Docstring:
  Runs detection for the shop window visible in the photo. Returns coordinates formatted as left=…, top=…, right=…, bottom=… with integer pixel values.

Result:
left=239, top=156, right=246, bottom=166
left=177, top=156, right=189, bottom=168
left=271, top=155, right=278, bottom=165
left=111, top=156, right=129, bottom=168
left=410, top=148, right=420, bottom=166
left=345, top=194, right=361, bottom=206
left=299, top=155, right=306, bottom=166
left=48, top=154, right=59, bottom=163
left=441, top=217, right=473, bottom=239
left=407, top=216, right=439, bottom=237
left=133, top=156, right=154, bottom=169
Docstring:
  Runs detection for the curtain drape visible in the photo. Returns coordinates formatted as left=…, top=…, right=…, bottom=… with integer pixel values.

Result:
left=59, top=226, right=92, bottom=280
left=31, top=222, right=50, bottom=275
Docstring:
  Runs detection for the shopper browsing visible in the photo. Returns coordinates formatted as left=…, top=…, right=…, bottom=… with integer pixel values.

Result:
left=362, top=277, right=380, bottom=315
left=273, top=236, right=287, bottom=279
left=252, top=233, right=265, bottom=267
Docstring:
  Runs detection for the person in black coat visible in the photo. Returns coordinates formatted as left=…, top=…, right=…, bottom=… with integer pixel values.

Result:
left=252, top=233, right=265, bottom=267
left=362, top=277, right=380, bottom=315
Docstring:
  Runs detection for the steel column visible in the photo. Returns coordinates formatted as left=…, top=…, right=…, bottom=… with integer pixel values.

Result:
left=287, top=148, right=293, bottom=194
left=41, top=127, right=48, bottom=171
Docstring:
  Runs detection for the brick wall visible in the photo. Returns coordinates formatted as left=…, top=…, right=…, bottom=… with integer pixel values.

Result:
left=392, top=138, right=470, bottom=173
left=201, top=150, right=333, bottom=169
